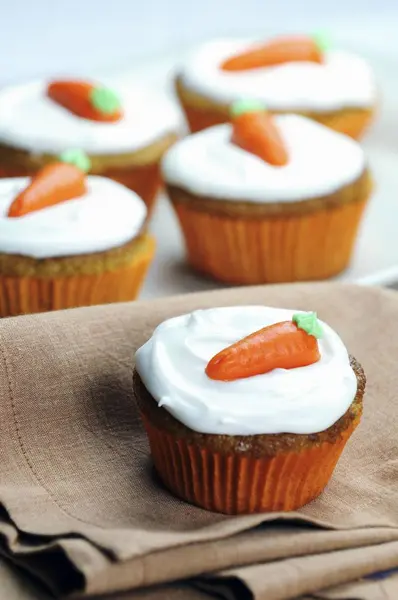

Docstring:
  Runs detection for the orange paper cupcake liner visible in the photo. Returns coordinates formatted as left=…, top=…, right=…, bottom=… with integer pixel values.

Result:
left=171, top=197, right=368, bottom=284
left=179, top=101, right=228, bottom=133
left=141, top=412, right=358, bottom=514
left=0, top=236, right=155, bottom=317
left=318, top=109, right=374, bottom=140
left=180, top=100, right=373, bottom=140
left=176, top=81, right=374, bottom=140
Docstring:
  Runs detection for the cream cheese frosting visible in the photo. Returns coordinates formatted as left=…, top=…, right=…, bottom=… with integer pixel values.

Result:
left=0, top=81, right=181, bottom=155
left=179, top=39, right=376, bottom=111
left=0, top=176, right=147, bottom=258
left=135, top=306, right=358, bottom=436
left=162, top=115, right=365, bottom=202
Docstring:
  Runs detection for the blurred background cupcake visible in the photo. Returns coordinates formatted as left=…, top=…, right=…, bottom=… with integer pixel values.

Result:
left=162, top=103, right=372, bottom=284
left=0, top=0, right=396, bottom=297
left=0, top=151, right=155, bottom=317
left=0, top=79, right=181, bottom=218
left=175, top=34, right=377, bottom=138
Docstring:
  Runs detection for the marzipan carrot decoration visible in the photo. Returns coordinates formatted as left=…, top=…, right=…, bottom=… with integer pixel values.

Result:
left=59, top=148, right=92, bottom=173
left=47, top=80, right=123, bottom=122
left=231, top=100, right=289, bottom=166
left=205, top=312, right=323, bottom=381
left=8, top=162, right=87, bottom=218
left=221, top=33, right=329, bottom=71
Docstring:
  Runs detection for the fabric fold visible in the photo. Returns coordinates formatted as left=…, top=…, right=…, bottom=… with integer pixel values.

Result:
left=206, top=540, right=398, bottom=599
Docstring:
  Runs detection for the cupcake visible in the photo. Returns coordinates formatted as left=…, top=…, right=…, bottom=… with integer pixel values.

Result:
left=162, top=103, right=372, bottom=284
left=175, top=34, right=376, bottom=139
left=134, top=307, right=365, bottom=514
left=0, top=151, right=154, bottom=317
left=0, top=79, right=181, bottom=217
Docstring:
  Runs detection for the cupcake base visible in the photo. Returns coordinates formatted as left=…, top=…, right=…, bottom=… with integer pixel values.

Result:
left=142, top=415, right=357, bottom=513
left=175, top=76, right=375, bottom=139
left=0, top=234, right=155, bottom=317
left=167, top=170, right=372, bottom=285
left=0, top=133, right=177, bottom=218
left=134, top=357, right=365, bottom=514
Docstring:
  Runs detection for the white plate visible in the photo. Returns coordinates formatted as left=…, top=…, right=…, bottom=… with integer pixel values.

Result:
left=107, top=37, right=398, bottom=298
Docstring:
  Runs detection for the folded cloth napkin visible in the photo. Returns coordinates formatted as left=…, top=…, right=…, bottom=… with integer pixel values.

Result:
left=1, top=282, right=398, bottom=600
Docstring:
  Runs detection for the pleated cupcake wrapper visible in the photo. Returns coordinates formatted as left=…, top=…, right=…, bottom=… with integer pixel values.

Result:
left=0, top=237, right=155, bottom=317
left=142, top=412, right=359, bottom=514
left=177, top=95, right=372, bottom=139
left=178, top=99, right=227, bottom=134
left=315, top=109, right=374, bottom=140
left=171, top=197, right=368, bottom=285
left=0, top=163, right=162, bottom=218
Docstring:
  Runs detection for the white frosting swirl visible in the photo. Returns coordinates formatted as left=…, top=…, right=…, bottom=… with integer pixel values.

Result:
left=0, top=80, right=181, bottom=155
left=135, top=306, right=358, bottom=436
left=179, top=40, right=376, bottom=111
left=0, top=176, right=146, bottom=258
left=162, top=115, right=365, bottom=202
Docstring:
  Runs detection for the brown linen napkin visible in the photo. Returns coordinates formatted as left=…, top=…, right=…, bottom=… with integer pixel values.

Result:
left=2, top=514, right=398, bottom=597
left=1, top=282, right=398, bottom=599
left=0, top=555, right=51, bottom=599
left=208, top=541, right=398, bottom=599
left=306, top=573, right=398, bottom=599
left=0, top=554, right=212, bottom=600
left=2, top=550, right=398, bottom=600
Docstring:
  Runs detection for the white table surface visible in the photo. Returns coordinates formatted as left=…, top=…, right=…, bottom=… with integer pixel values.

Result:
left=104, top=32, right=398, bottom=299
left=2, top=5, right=397, bottom=85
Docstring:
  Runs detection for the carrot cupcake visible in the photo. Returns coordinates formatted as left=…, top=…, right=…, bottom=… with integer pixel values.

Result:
left=134, top=307, right=365, bottom=514
left=0, top=151, right=154, bottom=317
left=162, top=102, right=372, bottom=284
left=0, top=79, right=181, bottom=216
left=176, top=34, right=376, bottom=139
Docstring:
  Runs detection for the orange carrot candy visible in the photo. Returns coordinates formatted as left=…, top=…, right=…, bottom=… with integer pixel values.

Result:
left=205, top=311, right=323, bottom=382
left=230, top=100, right=289, bottom=166
left=47, top=80, right=123, bottom=122
left=221, top=32, right=330, bottom=71
left=7, top=149, right=91, bottom=218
